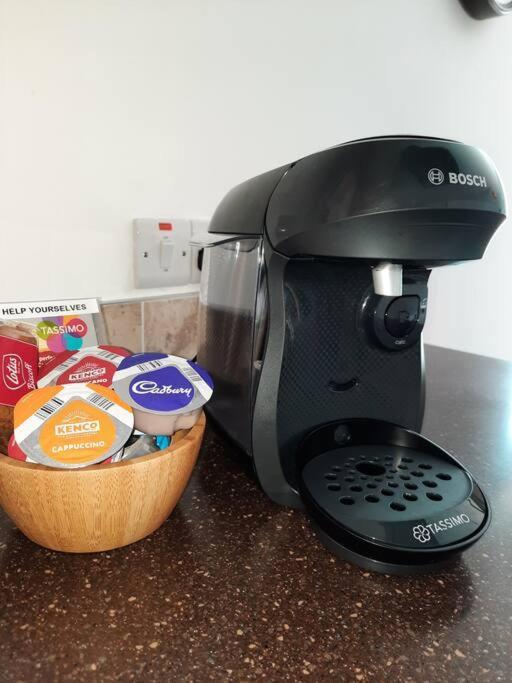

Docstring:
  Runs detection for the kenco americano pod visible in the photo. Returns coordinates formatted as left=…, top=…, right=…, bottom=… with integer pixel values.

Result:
left=37, top=345, right=132, bottom=388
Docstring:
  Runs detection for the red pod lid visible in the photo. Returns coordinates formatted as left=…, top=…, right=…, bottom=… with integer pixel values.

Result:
left=37, top=345, right=132, bottom=389
left=7, top=433, right=34, bottom=462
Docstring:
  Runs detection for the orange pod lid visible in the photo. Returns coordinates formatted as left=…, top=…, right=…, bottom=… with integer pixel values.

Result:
left=14, top=383, right=134, bottom=468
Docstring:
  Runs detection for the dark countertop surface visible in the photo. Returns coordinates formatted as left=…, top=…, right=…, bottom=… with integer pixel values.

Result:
left=0, top=345, right=511, bottom=682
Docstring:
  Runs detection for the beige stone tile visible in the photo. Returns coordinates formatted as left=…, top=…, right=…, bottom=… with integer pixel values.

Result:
left=101, top=302, right=142, bottom=353
left=144, top=296, right=199, bottom=358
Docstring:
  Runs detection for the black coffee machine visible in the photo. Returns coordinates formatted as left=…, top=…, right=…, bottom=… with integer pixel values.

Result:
left=194, top=136, right=506, bottom=574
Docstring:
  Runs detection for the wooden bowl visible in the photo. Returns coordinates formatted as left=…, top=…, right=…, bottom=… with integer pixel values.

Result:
left=0, top=413, right=205, bottom=553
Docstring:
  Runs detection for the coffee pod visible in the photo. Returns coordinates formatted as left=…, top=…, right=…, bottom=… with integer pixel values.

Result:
left=0, top=325, right=39, bottom=453
left=155, top=435, right=171, bottom=450
left=112, top=353, right=213, bottom=435
left=14, top=383, right=134, bottom=468
left=7, top=433, right=126, bottom=466
left=37, top=345, right=132, bottom=389
left=120, top=434, right=160, bottom=461
left=7, top=434, right=37, bottom=462
left=8, top=432, right=122, bottom=465
left=105, top=448, right=124, bottom=464
left=103, top=434, right=172, bottom=464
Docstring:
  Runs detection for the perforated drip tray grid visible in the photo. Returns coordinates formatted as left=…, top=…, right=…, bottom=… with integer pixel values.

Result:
left=297, top=419, right=489, bottom=573
left=307, top=444, right=471, bottom=525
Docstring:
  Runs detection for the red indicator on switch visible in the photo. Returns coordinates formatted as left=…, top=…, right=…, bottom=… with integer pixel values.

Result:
left=159, top=222, right=173, bottom=231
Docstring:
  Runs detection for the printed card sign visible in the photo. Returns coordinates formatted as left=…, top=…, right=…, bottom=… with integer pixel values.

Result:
left=0, top=299, right=99, bottom=319
left=0, top=298, right=100, bottom=368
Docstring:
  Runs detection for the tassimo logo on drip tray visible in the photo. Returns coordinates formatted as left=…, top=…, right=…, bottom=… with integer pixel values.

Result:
left=412, top=514, right=471, bottom=543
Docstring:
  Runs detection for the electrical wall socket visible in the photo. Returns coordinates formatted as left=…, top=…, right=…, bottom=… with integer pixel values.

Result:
left=133, top=218, right=192, bottom=289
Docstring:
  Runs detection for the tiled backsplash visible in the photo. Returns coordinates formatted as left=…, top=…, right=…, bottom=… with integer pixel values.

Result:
left=102, top=302, right=142, bottom=352
left=101, top=295, right=199, bottom=357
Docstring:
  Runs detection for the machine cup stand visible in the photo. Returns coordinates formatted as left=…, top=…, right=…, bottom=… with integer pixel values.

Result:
left=297, top=419, right=490, bottom=575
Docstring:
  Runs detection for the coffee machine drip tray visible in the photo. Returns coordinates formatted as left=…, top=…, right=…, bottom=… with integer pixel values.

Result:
left=297, top=420, right=490, bottom=575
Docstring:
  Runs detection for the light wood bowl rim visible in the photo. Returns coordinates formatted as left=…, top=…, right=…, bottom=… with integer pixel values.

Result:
left=0, top=412, right=206, bottom=474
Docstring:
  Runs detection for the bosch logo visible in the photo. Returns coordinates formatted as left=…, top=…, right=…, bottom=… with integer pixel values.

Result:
left=427, top=168, right=488, bottom=188
left=427, top=168, right=444, bottom=185
left=449, top=172, right=487, bottom=187
left=413, top=525, right=431, bottom=543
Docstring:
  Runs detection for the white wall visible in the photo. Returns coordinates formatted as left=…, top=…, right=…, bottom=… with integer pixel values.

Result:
left=0, top=0, right=511, bottom=359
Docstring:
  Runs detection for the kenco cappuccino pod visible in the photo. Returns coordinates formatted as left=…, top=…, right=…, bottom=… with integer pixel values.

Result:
left=14, top=383, right=134, bottom=468
left=37, top=345, right=132, bottom=389
left=9, top=431, right=123, bottom=465
left=0, top=325, right=38, bottom=453
left=112, top=353, right=213, bottom=435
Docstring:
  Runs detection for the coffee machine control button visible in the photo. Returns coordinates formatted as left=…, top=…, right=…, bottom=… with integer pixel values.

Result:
left=384, top=296, right=420, bottom=337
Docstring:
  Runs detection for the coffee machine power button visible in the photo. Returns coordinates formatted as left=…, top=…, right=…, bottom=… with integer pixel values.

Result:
left=384, top=296, right=420, bottom=337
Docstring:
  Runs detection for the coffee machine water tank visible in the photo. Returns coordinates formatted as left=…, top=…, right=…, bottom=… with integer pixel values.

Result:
left=194, top=136, right=506, bottom=574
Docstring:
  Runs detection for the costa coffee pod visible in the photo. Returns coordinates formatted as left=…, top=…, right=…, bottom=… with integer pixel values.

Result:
left=7, top=433, right=37, bottom=462
left=104, top=448, right=124, bottom=464
left=13, top=383, right=134, bottom=468
left=37, top=345, right=132, bottom=388
left=112, top=353, right=213, bottom=435
left=0, top=325, right=39, bottom=453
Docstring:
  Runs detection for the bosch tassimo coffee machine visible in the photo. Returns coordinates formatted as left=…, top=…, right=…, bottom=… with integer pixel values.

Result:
left=194, top=136, right=506, bottom=574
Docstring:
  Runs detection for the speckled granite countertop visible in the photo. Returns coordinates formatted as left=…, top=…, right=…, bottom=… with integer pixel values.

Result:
left=0, top=346, right=511, bottom=681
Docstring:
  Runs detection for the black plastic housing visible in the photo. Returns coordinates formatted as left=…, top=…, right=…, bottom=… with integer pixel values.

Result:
left=460, top=0, right=512, bottom=19
left=210, top=136, right=506, bottom=265
left=198, top=136, right=504, bottom=574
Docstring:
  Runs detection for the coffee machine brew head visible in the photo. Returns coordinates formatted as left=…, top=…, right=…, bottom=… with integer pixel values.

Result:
left=196, top=136, right=506, bottom=574
left=372, top=262, right=403, bottom=296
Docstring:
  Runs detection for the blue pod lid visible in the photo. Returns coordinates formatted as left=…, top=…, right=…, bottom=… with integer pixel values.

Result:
left=112, top=353, right=213, bottom=415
